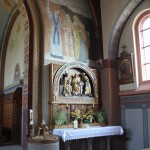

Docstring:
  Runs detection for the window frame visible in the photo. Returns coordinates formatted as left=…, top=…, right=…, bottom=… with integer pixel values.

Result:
left=134, top=10, right=150, bottom=85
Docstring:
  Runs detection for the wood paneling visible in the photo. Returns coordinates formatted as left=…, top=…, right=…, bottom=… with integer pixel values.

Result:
left=2, top=88, right=22, bottom=144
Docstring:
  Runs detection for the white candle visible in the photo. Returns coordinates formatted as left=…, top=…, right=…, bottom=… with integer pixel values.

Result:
left=67, top=101, right=68, bottom=108
left=93, top=101, right=95, bottom=107
left=74, top=119, right=78, bottom=129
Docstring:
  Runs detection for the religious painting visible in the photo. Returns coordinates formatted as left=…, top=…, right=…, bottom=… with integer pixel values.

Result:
left=14, top=63, right=21, bottom=83
left=45, top=0, right=96, bottom=63
left=118, top=46, right=134, bottom=84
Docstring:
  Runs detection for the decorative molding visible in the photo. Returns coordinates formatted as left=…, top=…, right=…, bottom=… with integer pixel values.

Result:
left=26, top=0, right=44, bottom=134
left=52, top=97, right=95, bottom=105
left=108, top=0, right=144, bottom=59
left=4, top=83, right=22, bottom=94
left=120, top=93, right=150, bottom=104
left=102, top=59, right=118, bottom=69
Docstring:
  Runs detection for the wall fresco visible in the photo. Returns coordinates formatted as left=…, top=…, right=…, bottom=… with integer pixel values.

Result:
left=45, top=1, right=96, bottom=63
left=0, top=0, right=21, bottom=58
left=4, top=5, right=29, bottom=90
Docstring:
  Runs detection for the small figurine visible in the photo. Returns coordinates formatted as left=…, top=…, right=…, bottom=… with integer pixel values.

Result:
left=82, top=73, right=91, bottom=96
left=37, top=119, right=49, bottom=138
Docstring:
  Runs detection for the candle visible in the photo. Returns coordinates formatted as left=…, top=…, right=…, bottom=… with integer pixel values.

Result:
left=93, top=101, right=95, bottom=107
left=66, top=101, right=68, bottom=108
left=29, top=109, right=33, bottom=125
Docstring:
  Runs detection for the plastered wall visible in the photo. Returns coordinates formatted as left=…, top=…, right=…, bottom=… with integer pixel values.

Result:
left=119, top=0, right=150, bottom=91
left=101, top=0, right=127, bottom=58
left=4, top=12, right=27, bottom=89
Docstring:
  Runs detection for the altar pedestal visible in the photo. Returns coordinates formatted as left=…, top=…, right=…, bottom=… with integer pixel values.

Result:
left=28, top=135, right=59, bottom=150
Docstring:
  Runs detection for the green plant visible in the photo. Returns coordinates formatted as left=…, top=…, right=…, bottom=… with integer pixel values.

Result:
left=95, top=111, right=106, bottom=124
left=54, top=110, right=67, bottom=125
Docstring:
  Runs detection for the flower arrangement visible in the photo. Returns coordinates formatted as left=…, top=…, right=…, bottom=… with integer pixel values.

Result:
left=82, top=110, right=93, bottom=124
left=70, top=108, right=81, bottom=121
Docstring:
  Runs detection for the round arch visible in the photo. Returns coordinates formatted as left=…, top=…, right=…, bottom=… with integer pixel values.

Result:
left=23, top=0, right=44, bottom=134
left=108, top=0, right=144, bottom=59
left=53, top=62, right=97, bottom=98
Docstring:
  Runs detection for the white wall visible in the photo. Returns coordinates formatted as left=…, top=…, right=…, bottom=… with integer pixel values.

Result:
left=4, top=13, right=26, bottom=89
left=119, top=0, right=150, bottom=91
left=101, top=0, right=127, bottom=59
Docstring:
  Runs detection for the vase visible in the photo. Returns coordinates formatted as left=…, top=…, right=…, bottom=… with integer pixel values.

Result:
left=84, top=124, right=89, bottom=128
left=73, top=119, right=78, bottom=129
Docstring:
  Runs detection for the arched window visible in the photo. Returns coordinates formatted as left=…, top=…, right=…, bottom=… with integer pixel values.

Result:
left=134, top=10, right=150, bottom=84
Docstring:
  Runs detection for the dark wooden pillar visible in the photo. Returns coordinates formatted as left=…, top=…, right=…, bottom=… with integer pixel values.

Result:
left=0, top=94, right=5, bottom=144
left=88, top=0, right=103, bottom=66
left=101, top=59, right=121, bottom=125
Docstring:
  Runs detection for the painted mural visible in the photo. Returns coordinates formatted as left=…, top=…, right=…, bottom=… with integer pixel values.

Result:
left=45, top=0, right=96, bottom=63
left=4, top=5, right=29, bottom=90
left=0, top=0, right=21, bottom=58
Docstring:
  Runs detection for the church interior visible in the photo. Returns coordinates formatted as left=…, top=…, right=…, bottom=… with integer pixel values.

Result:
left=0, top=0, right=150, bottom=150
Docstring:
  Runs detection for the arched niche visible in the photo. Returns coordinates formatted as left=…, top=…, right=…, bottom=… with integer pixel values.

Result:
left=52, top=62, right=99, bottom=105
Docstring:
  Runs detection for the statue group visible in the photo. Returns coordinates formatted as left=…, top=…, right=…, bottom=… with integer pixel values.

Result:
left=61, top=72, right=92, bottom=97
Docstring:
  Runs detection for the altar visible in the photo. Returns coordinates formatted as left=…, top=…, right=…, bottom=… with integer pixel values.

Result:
left=53, top=126, right=124, bottom=150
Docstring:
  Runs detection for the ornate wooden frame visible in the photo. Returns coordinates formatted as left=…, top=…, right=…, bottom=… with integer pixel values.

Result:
left=119, top=51, right=134, bottom=84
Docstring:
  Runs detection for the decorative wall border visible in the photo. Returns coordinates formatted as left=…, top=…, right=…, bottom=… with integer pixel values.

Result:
left=25, top=0, right=44, bottom=134
left=108, top=0, right=144, bottom=59
left=102, top=59, right=118, bottom=69
left=120, top=93, right=150, bottom=104
left=4, top=84, right=22, bottom=94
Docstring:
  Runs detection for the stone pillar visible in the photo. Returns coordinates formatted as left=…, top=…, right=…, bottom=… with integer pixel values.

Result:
left=25, top=0, right=44, bottom=134
left=101, top=59, right=121, bottom=125
left=101, top=59, right=122, bottom=150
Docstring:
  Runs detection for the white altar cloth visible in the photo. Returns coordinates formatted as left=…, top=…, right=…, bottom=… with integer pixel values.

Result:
left=53, top=126, right=124, bottom=142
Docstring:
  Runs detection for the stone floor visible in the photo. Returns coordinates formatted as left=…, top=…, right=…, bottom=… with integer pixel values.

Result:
left=0, top=145, right=22, bottom=150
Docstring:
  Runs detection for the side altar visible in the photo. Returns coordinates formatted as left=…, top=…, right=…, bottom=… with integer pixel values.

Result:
left=49, top=62, right=104, bottom=129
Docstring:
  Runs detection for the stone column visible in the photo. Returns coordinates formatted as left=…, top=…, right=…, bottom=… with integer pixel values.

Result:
left=101, top=59, right=122, bottom=150
left=101, top=59, right=121, bottom=125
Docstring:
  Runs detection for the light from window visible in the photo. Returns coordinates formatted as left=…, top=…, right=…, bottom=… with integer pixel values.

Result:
left=139, top=16, right=150, bottom=81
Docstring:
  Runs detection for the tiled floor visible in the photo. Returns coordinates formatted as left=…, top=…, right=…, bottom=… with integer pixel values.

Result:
left=0, top=145, right=22, bottom=150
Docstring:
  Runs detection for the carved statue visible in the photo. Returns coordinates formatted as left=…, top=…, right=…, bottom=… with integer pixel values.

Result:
left=79, top=81, right=84, bottom=96
left=63, top=73, right=72, bottom=97
left=82, top=73, right=91, bottom=96
left=60, top=71, right=92, bottom=97
left=71, top=74, right=81, bottom=95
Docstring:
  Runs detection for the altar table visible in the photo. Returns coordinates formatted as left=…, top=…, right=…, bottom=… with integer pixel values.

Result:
left=53, top=126, right=124, bottom=150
